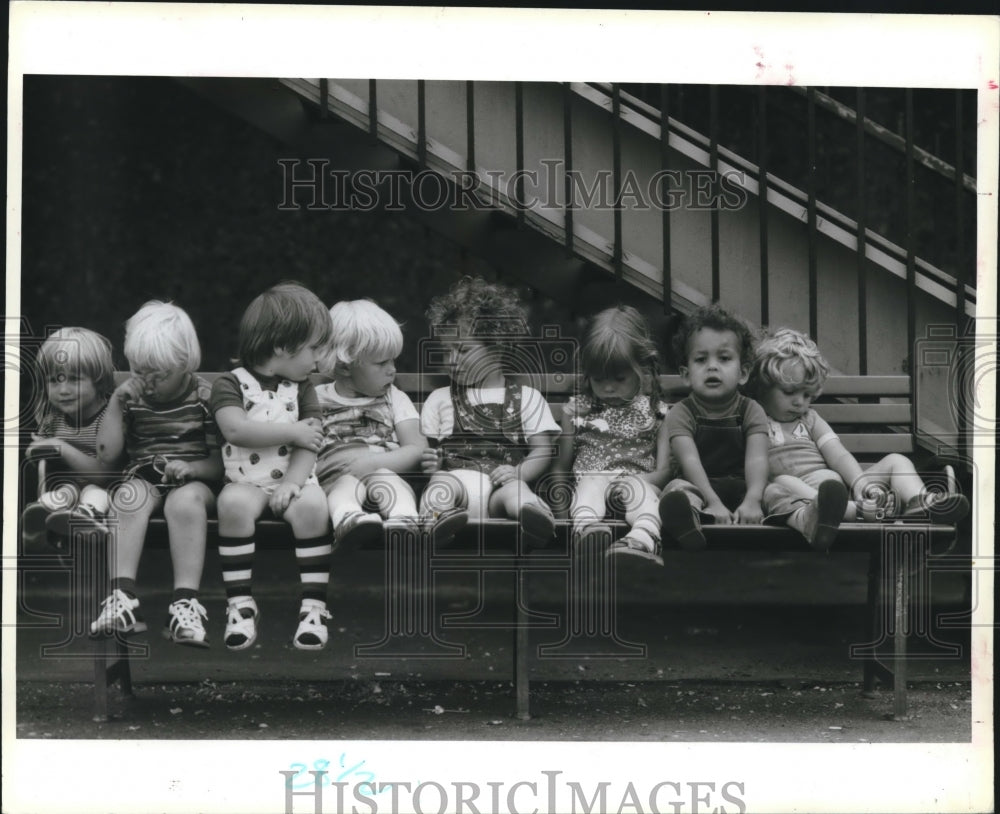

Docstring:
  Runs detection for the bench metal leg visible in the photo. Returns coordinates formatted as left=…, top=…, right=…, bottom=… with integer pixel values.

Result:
left=92, top=634, right=134, bottom=723
left=862, top=547, right=894, bottom=695
left=514, top=568, right=530, bottom=720
left=893, top=556, right=909, bottom=720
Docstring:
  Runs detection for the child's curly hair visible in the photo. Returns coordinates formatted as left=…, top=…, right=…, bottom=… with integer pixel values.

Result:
left=746, top=327, right=830, bottom=399
left=671, top=303, right=756, bottom=371
left=426, top=276, right=530, bottom=344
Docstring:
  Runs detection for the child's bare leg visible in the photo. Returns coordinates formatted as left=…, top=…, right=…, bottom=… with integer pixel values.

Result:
left=419, top=471, right=472, bottom=546
left=570, top=474, right=611, bottom=532
left=365, top=469, right=418, bottom=519
left=284, top=483, right=331, bottom=538
left=328, top=474, right=382, bottom=551
left=160, top=481, right=214, bottom=647
left=861, top=453, right=923, bottom=505
left=109, top=479, right=163, bottom=580
left=490, top=479, right=555, bottom=547
left=217, top=482, right=268, bottom=538
left=423, top=470, right=486, bottom=520
left=90, top=479, right=163, bottom=635
left=325, top=474, right=366, bottom=529
left=612, top=475, right=660, bottom=549
left=163, top=481, right=214, bottom=591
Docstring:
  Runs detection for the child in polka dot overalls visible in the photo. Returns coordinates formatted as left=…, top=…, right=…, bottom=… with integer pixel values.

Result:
left=210, top=283, right=333, bottom=651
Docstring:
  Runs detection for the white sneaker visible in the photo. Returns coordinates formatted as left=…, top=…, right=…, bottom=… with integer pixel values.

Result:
left=224, top=596, right=260, bottom=651
left=90, top=589, right=147, bottom=635
left=293, top=602, right=331, bottom=651
left=163, top=597, right=209, bottom=648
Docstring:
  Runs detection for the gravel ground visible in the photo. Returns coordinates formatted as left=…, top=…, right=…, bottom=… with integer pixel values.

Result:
left=16, top=677, right=972, bottom=742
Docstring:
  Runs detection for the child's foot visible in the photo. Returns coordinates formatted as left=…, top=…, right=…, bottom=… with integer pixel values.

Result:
left=902, top=491, right=970, bottom=525
left=334, top=511, right=383, bottom=552
left=520, top=501, right=555, bottom=550
left=424, top=507, right=469, bottom=548
left=45, top=504, right=109, bottom=537
left=659, top=491, right=706, bottom=550
left=293, top=600, right=331, bottom=650
left=573, top=522, right=613, bottom=561
left=163, top=598, right=209, bottom=648
left=90, top=589, right=147, bottom=636
left=224, top=596, right=260, bottom=651
left=607, top=534, right=664, bottom=567
left=797, top=480, right=848, bottom=552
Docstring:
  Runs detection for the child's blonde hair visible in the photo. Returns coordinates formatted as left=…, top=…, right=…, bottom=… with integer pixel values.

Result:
left=580, top=305, right=662, bottom=404
left=123, top=300, right=201, bottom=374
left=35, top=327, right=116, bottom=423
left=321, top=299, right=403, bottom=373
left=748, top=327, right=830, bottom=398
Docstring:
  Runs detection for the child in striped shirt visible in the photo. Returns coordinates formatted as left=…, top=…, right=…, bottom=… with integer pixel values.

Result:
left=22, top=327, right=116, bottom=545
left=93, top=301, right=222, bottom=647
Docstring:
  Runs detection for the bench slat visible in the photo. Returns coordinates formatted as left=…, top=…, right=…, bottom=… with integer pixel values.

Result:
left=117, top=371, right=911, bottom=401
left=840, top=434, right=914, bottom=454
left=810, top=403, right=911, bottom=423
left=537, top=402, right=912, bottom=425
left=392, top=373, right=912, bottom=397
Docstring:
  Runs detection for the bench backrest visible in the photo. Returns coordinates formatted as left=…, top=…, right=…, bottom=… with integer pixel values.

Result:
left=114, top=372, right=914, bottom=458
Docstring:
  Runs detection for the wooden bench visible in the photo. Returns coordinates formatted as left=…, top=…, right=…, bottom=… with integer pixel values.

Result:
left=24, top=372, right=965, bottom=723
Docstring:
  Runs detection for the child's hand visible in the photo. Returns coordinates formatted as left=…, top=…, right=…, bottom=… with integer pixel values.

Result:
left=115, top=377, right=146, bottom=403
left=489, top=464, right=517, bottom=488
left=703, top=499, right=734, bottom=525
left=163, top=459, right=194, bottom=484
left=269, top=482, right=300, bottom=516
left=420, top=448, right=441, bottom=473
left=291, top=419, right=324, bottom=452
left=733, top=498, right=764, bottom=525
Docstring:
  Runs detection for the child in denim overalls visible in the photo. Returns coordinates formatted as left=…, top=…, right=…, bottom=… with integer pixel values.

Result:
left=658, top=305, right=769, bottom=550
left=419, top=277, right=559, bottom=548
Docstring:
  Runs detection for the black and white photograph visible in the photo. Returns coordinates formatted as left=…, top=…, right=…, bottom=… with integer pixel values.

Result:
left=4, top=5, right=996, bottom=814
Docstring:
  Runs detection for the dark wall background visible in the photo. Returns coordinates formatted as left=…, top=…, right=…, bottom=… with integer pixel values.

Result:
left=20, top=75, right=579, bottom=377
